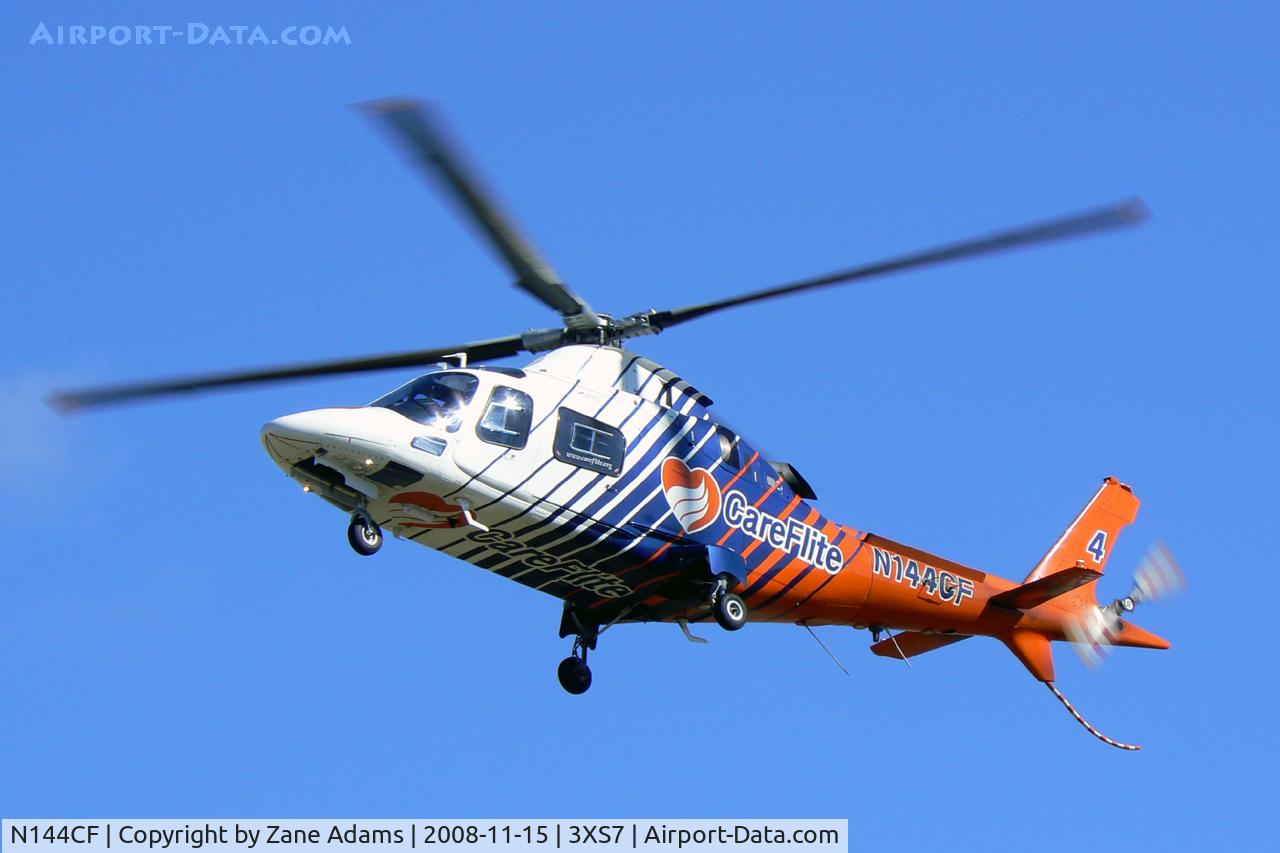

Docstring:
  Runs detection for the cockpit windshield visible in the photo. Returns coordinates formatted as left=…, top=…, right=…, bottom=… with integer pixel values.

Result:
left=370, top=371, right=479, bottom=430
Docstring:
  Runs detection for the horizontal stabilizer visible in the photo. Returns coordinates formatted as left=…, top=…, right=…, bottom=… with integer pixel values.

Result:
left=870, top=631, right=969, bottom=659
left=989, top=565, right=1101, bottom=611
left=1109, top=619, right=1172, bottom=650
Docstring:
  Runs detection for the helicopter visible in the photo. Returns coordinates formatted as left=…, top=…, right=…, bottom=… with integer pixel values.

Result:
left=51, top=99, right=1182, bottom=749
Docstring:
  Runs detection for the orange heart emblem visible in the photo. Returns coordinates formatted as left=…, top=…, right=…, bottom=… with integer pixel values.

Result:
left=662, top=458, right=722, bottom=534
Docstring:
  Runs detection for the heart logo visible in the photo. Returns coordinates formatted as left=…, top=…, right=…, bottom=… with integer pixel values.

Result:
left=661, top=458, right=722, bottom=534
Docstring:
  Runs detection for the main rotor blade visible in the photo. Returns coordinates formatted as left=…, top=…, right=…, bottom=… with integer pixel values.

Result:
left=49, top=334, right=525, bottom=412
left=360, top=98, right=599, bottom=324
left=645, top=199, right=1149, bottom=330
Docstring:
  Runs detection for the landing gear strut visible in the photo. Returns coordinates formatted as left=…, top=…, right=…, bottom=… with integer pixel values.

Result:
left=710, top=572, right=748, bottom=631
left=557, top=604, right=599, bottom=695
left=347, top=510, right=382, bottom=556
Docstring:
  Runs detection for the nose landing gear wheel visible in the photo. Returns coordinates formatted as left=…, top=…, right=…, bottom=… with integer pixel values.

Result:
left=347, top=518, right=383, bottom=556
left=557, top=655, right=592, bottom=695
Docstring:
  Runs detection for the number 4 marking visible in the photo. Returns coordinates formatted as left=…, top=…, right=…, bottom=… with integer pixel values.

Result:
left=1086, top=530, right=1108, bottom=563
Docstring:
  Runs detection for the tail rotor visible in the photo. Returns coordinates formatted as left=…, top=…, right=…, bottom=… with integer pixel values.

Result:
left=1130, top=541, right=1185, bottom=607
left=1067, top=541, right=1184, bottom=668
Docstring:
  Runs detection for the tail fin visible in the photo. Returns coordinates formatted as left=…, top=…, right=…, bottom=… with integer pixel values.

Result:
left=1024, top=476, right=1139, bottom=588
left=999, top=477, right=1145, bottom=681
left=998, top=479, right=1162, bottom=751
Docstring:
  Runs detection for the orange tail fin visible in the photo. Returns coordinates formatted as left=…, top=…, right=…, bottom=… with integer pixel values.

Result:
left=998, top=478, right=1155, bottom=680
left=999, top=480, right=1163, bottom=750
left=1022, top=476, right=1140, bottom=623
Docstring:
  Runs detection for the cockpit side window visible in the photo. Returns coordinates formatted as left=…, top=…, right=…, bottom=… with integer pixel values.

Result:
left=477, top=386, right=534, bottom=449
left=370, top=371, right=479, bottom=431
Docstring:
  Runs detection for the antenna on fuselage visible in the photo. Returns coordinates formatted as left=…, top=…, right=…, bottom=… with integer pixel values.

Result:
left=801, top=623, right=850, bottom=677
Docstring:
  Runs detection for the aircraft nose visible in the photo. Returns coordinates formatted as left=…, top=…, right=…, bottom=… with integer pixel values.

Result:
left=260, top=407, right=377, bottom=467
left=260, top=408, right=334, bottom=442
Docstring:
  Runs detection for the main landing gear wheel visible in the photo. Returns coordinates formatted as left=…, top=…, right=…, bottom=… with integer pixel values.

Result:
left=713, top=592, right=748, bottom=631
left=711, top=573, right=748, bottom=631
left=347, top=517, right=383, bottom=556
left=557, top=653, right=592, bottom=695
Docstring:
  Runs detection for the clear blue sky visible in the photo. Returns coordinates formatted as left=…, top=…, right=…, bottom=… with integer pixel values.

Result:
left=2, top=3, right=1275, bottom=849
